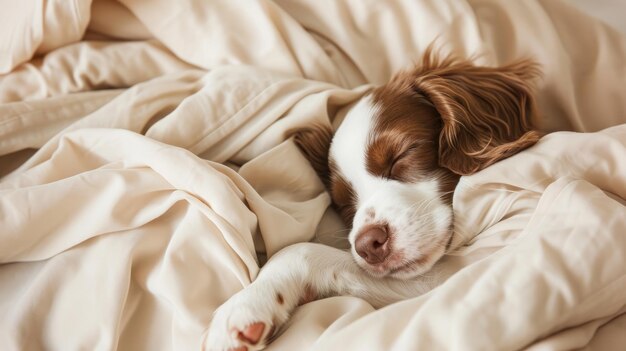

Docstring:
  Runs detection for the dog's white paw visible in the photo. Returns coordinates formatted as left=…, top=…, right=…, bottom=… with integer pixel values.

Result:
left=202, top=282, right=290, bottom=351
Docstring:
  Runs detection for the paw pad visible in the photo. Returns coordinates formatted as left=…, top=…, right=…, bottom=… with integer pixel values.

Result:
left=235, top=322, right=266, bottom=345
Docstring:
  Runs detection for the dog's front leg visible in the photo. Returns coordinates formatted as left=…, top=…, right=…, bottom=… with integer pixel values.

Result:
left=203, top=242, right=433, bottom=351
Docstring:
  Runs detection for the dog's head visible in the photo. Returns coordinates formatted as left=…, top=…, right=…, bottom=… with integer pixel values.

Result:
left=293, top=50, right=542, bottom=279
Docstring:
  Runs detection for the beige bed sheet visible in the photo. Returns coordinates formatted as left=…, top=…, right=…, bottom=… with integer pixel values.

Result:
left=1, top=0, right=626, bottom=350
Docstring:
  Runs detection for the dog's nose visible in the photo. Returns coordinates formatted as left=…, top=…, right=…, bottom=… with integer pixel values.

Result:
left=355, top=226, right=390, bottom=264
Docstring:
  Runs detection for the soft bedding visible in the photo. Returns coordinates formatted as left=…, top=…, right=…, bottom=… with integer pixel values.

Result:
left=1, top=0, right=626, bottom=350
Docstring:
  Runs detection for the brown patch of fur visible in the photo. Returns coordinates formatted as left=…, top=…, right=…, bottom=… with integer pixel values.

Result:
left=368, top=81, right=443, bottom=182
left=366, top=47, right=543, bottom=206
left=289, top=124, right=334, bottom=186
left=328, top=159, right=357, bottom=225
left=367, top=67, right=461, bottom=204
left=276, top=293, right=284, bottom=305
left=291, top=124, right=357, bottom=226
left=409, top=47, right=543, bottom=175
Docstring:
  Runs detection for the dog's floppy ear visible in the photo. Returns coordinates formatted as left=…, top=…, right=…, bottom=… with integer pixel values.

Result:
left=412, top=49, right=544, bottom=175
left=289, top=124, right=333, bottom=186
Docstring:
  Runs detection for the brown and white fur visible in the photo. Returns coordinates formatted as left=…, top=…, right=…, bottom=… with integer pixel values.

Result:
left=203, top=49, right=543, bottom=351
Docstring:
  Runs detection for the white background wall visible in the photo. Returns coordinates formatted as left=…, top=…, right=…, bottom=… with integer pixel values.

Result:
left=567, top=0, right=626, bottom=36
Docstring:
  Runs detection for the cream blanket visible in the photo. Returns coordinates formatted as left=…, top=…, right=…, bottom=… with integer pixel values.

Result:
left=1, top=0, right=626, bottom=350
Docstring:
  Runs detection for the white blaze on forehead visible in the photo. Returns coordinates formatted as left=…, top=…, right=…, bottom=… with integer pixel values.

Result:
left=329, top=96, right=380, bottom=200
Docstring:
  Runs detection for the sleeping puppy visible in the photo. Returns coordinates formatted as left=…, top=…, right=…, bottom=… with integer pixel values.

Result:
left=204, top=49, right=543, bottom=351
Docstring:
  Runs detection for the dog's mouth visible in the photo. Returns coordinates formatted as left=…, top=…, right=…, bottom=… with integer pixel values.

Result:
left=353, top=233, right=450, bottom=279
left=387, top=252, right=441, bottom=279
left=356, top=252, right=438, bottom=279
